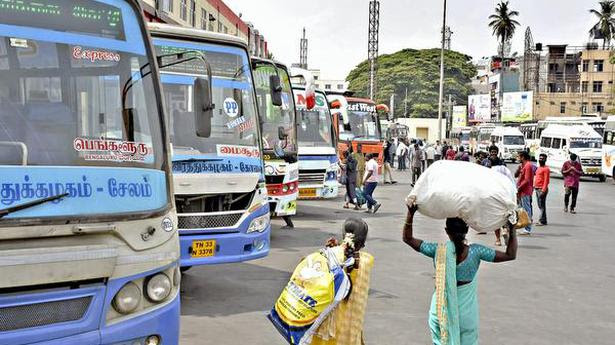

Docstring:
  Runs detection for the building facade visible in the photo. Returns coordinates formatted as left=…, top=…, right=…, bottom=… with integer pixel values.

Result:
left=308, top=69, right=349, bottom=93
left=140, top=0, right=269, bottom=58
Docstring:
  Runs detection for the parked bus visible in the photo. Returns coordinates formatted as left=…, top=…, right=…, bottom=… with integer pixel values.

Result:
left=386, top=123, right=410, bottom=141
left=253, top=58, right=299, bottom=224
left=294, top=89, right=339, bottom=199
left=603, top=116, right=615, bottom=181
left=490, top=126, right=526, bottom=162
left=520, top=123, right=539, bottom=159
left=150, top=23, right=270, bottom=268
left=327, top=93, right=387, bottom=171
left=450, top=127, right=472, bottom=151
left=539, top=125, right=606, bottom=182
left=470, top=124, right=497, bottom=153
left=537, top=117, right=606, bottom=139
left=0, top=1, right=180, bottom=343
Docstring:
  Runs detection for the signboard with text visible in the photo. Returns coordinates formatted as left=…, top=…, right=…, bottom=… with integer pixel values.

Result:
left=467, top=95, right=491, bottom=122
left=452, top=106, right=467, bottom=128
left=501, top=91, right=533, bottom=123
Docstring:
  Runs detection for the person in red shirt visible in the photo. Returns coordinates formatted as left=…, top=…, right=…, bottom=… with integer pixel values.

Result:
left=516, top=151, right=535, bottom=235
left=446, top=146, right=457, bottom=160
left=534, top=153, right=550, bottom=226
left=561, top=153, right=583, bottom=214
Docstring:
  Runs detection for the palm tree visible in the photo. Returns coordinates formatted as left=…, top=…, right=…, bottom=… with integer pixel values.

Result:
left=488, top=1, right=520, bottom=59
left=590, top=1, right=615, bottom=49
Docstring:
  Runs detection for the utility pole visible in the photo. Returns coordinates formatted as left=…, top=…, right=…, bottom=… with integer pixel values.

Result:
left=299, top=28, right=308, bottom=69
left=404, top=87, right=408, bottom=117
left=368, top=0, right=380, bottom=100
left=437, top=0, right=447, bottom=142
left=448, top=94, right=453, bottom=137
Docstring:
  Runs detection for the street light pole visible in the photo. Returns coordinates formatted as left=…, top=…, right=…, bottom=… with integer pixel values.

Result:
left=437, top=0, right=447, bottom=142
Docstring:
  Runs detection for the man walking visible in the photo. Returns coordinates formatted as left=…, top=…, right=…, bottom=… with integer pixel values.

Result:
left=410, top=144, right=423, bottom=185
left=362, top=153, right=381, bottom=214
left=562, top=153, right=583, bottom=214
left=425, top=144, right=436, bottom=167
left=396, top=140, right=408, bottom=171
left=382, top=139, right=397, bottom=184
left=534, top=153, right=550, bottom=226
left=517, top=151, right=535, bottom=235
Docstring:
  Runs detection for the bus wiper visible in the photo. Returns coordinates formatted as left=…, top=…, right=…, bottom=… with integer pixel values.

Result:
left=0, top=193, right=69, bottom=219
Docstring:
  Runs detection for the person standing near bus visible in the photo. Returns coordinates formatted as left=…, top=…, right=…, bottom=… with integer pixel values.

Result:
left=446, top=145, right=457, bottom=160
left=517, top=151, right=535, bottom=235
left=396, top=139, right=408, bottom=171
left=534, top=154, right=550, bottom=226
left=562, top=153, right=583, bottom=214
left=362, top=154, right=382, bottom=214
left=425, top=144, right=436, bottom=167
left=382, top=139, right=397, bottom=184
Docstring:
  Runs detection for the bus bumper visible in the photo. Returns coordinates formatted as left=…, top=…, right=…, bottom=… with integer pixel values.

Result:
left=298, top=183, right=339, bottom=200
left=178, top=207, right=271, bottom=266
left=268, top=193, right=298, bottom=217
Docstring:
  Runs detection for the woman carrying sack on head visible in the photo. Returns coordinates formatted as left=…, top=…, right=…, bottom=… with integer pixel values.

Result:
left=312, top=218, right=374, bottom=345
left=402, top=205, right=517, bottom=345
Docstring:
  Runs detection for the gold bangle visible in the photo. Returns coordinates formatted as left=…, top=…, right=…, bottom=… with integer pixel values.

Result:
left=405, top=221, right=413, bottom=226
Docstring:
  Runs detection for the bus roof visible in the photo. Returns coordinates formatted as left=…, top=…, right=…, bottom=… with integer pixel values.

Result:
left=541, top=124, right=601, bottom=139
left=492, top=126, right=523, bottom=136
left=148, top=23, right=248, bottom=50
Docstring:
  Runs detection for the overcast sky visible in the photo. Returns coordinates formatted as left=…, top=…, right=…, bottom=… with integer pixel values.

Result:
left=225, top=0, right=600, bottom=80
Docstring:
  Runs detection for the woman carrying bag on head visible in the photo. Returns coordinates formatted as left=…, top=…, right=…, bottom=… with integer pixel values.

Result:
left=402, top=205, right=517, bottom=345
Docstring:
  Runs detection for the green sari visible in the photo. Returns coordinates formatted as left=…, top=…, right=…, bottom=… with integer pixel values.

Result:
left=428, top=241, right=479, bottom=345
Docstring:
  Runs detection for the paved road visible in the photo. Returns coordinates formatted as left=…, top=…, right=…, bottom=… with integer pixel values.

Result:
left=179, top=168, right=615, bottom=345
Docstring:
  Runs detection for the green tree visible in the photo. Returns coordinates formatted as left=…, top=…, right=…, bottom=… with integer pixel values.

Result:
left=590, top=1, right=615, bottom=49
left=345, top=49, right=476, bottom=118
left=488, top=1, right=520, bottom=58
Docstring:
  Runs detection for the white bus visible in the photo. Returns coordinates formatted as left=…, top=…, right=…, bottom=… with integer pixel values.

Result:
left=603, top=116, right=615, bottom=181
left=470, top=124, right=497, bottom=153
left=520, top=123, right=539, bottom=159
left=490, top=126, right=526, bottom=162
left=450, top=127, right=472, bottom=151
left=539, top=125, right=606, bottom=182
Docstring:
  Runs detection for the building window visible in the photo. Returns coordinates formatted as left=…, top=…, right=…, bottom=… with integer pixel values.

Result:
left=548, top=63, right=557, bottom=71
left=337, top=84, right=345, bottom=90
left=162, top=0, right=173, bottom=13
left=593, top=81, right=603, bottom=93
left=560, top=102, right=566, bottom=114
left=313, top=76, right=318, bottom=80
left=218, top=22, right=223, bottom=32
left=593, top=102, right=604, bottom=113
left=179, top=0, right=187, bottom=21
left=581, top=81, right=588, bottom=93
left=582, top=60, right=589, bottom=72
left=325, top=84, right=331, bottom=90
left=201, top=9, right=207, bottom=30
left=189, top=0, right=196, bottom=27
left=594, top=60, right=604, bottom=72
left=581, top=102, right=589, bottom=113
left=223, top=25, right=228, bottom=34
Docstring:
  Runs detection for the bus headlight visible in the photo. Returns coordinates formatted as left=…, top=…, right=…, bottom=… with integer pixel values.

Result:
left=112, top=282, right=141, bottom=314
left=145, top=273, right=172, bottom=302
left=247, top=213, right=270, bottom=233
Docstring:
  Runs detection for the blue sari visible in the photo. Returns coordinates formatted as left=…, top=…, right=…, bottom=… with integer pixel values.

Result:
left=427, top=242, right=480, bottom=345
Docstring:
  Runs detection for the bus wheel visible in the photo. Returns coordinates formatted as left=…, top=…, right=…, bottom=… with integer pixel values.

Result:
left=598, top=175, right=606, bottom=183
left=180, top=266, right=192, bottom=273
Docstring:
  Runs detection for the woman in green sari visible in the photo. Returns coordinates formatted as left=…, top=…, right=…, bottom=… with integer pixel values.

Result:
left=402, top=205, right=517, bottom=345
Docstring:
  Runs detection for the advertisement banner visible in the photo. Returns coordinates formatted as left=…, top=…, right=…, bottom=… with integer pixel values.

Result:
left=467, top=95, right=491, bottom=122
left=501, top=91, right=533, bottom=122
left=452, top=106, right=467, bottom=128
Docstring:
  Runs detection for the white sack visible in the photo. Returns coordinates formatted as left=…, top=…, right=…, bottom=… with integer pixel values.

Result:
left=407, top=160, right=517, bottom=232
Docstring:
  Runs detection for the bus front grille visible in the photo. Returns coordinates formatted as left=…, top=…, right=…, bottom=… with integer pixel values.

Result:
left=0, top=296, right=91, bottom=332
left=299, top=170, right=326, bottom=185
left=178, top=213, right=244, bottom=230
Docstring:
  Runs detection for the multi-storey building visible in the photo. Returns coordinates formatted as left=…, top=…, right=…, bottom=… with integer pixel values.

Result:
left=140, top=0, right=269, bottom=58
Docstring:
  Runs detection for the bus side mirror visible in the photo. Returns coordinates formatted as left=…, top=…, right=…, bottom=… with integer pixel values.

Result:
left=278, top=126, right=288, bottom=140
left=194, top=77, right=213, bottom=138
left=270, top=75, right=283, bottom=107
left=329, top=100, right=342, bottom=109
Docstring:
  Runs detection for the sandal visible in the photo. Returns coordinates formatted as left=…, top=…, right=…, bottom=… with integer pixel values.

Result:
left=495, top=239, right=502, bottom=247
left=343, top=204, right=350, bottom=209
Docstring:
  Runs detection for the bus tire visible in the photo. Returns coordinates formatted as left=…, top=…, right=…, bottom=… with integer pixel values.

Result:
left=180, top=266, right=192, bottom=273
left=598, top=175, right=606, bottom=183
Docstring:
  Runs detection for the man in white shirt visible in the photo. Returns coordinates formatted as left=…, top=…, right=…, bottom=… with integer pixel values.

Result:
left=361, top=153, right=382, bottom=214
left=396, top=140, right=408, bottom=171
left=425, top=145, right=436, bottom=167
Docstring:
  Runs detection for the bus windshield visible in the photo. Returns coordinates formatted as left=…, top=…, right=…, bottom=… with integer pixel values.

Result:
left=296, top=92, right=334, bottom=148
left=460, top=132, right=471, bottom=142
left=503, top=136, right=525, bottom=145
left=570, top=139, right=602, bottom=149
left=155, top=38, right=259, bottom=158
left=345, top=106, right=381, bottom=141
left=0, top=0, right=164, bottom=169
left=254, top=64, right=297, bottom=155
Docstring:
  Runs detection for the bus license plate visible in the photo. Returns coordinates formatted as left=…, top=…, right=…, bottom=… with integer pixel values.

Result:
left=191, top=240, right=216, bottom=258
left=299, top=188, right=317, bottom=198
left=586, top=167, right=600, bottom=174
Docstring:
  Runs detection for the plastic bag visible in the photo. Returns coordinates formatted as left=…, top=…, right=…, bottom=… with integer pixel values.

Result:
left=407, top=160, right=517, bottom=232
left=268, top=247, right=351, bottom=345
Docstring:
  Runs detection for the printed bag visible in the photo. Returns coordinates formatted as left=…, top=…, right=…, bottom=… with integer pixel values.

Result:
left=268, top=248, right=351, bottom=345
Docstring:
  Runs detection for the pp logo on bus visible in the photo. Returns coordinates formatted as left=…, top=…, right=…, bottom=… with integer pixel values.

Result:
left=223, top=98, right=239, bottom=117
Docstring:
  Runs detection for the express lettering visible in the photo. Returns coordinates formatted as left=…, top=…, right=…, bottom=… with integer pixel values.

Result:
left=72, top=46, right=120, bottom=63
left=347, top=103, right=376, bottom=113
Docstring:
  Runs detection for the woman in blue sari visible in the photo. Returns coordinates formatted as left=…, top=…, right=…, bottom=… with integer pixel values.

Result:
left=402, top=205, right=517, bottom=345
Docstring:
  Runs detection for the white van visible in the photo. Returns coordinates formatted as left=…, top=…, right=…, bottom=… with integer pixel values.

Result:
left=490, top=126, right=526, bottom=162
left=603, top=116, right=615, bottom=181
left=539, top=124, right=605, bottom=182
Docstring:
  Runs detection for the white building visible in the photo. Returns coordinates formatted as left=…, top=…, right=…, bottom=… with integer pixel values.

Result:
left=309, top=69, right=349, bottom=93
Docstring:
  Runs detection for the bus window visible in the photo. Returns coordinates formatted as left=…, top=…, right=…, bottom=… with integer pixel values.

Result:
left=552, top=138, right=562, bottom=149
left=541, top=137, right=552, bottom=148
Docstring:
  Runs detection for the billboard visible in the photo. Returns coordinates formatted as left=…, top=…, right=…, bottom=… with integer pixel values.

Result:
left=467, top=95, right=491, bottom=122
left=452, top=106, right=467, bottom=128
left=501, top=91, right=533, bottom=122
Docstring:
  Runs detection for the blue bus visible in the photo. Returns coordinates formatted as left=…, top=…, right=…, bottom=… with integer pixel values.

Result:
left=0, top=1, right=179, bottom=344
left=149, top=23, right=271, bottom=269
